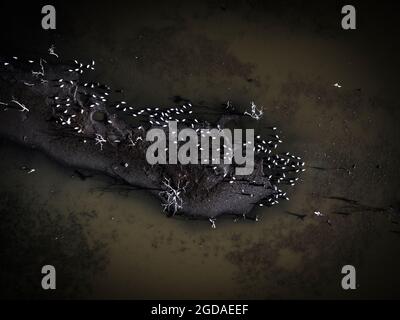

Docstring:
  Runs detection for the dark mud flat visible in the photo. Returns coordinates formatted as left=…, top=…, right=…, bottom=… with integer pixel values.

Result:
left=0, top=56, right=304, bottom=219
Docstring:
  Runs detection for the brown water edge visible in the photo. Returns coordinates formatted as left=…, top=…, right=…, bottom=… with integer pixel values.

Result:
left=1, top=131, right=399, bottom=299
left=1, top=0, right=400, bottom=299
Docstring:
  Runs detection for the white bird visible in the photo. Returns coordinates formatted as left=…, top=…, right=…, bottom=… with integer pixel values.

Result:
left=209, top=218, right=216, bottom=229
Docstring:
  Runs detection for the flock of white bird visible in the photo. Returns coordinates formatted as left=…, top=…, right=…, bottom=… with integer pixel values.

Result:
left=0, top=47, right=324, bottom=227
